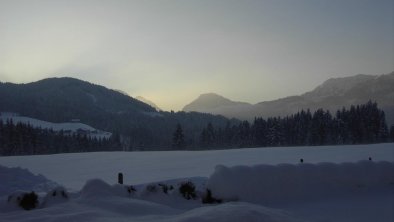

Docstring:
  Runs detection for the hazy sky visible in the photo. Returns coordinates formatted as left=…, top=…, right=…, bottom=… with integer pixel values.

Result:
left=0, top=0, right=393, bottom=110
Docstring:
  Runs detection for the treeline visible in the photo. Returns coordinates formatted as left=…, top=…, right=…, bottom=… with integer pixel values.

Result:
left=0, top=120, right=121, bottom=156
left=180, top=101, right=393, bottom=149
left=1, top=101, right=393, bottom=156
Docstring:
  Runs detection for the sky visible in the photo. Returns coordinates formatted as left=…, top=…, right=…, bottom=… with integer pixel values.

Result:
left=0, top=0, right=393, bottom=111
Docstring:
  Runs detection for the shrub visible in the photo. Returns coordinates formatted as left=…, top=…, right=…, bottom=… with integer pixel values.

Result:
left=19, top=192, right=38, bottom=210
left=179, top=181, right=196, bottom=200
left=126, top=185, right=137, bottom=194
left=146, top=184, right=158, bottom=193
left=158, top=183, right=174, bottom=194
left=50, top=188, right=68, bottom=199
left=41, top=187, right=69, bottom=207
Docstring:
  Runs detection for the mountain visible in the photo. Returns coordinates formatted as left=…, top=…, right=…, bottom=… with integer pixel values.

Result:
left=183, top=72, right=394, bottom=125
left=183, top=93, right=253, bottom=117
left=0, top=77, right=235, bottom=150
left=136, top=96, right=161, bottom=111
left=0, top=77, right=156, bottom=122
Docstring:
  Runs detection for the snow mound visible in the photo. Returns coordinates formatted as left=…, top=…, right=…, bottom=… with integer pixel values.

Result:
left=4, top=191, right=28, bottom=211
left=41, top=186, right=69, bottom=207
left=207, top=161, right=394, bottom=204
left=0, top=165, right=57, bottom=197
left=170, top=202, right=304, bottom=222
left=80, top=179, right=126, bottom=198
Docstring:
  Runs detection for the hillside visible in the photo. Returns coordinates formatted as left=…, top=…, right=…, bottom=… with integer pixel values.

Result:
left=183, top=72, right=394, bottom=125
left=183, top=93, right=253, bottom=117
left=0, top=77, right=156, bottom=122
left=0, top=112, right=111, bottom=139
left=136, top=96, right=162, bottom=111
left=0, top=77, right=235, bottom=150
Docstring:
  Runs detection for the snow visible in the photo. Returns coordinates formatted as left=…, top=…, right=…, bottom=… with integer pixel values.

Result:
left=40, top=186, right=69, bottom=208
left=0, top=143, right=392, bottom=191
left=207, top=161, right=394, bottom=204
left=0, top=112, right=112, bottom=139
left=169, top=202, right=304, bottom=222
left=0, top=143, right=393, bottom=221
left=0, top=165, right=57, bottom=197
left=0, top=176, right=305, bottom=222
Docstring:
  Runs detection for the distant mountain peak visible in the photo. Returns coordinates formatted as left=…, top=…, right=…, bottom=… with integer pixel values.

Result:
left=182, top=72, right=394, bottom=125
left=136, top=96, right=161, bottom=111
left=183, top=93, right=252, bottom=115
left=196, top=92, right=234, bottom=103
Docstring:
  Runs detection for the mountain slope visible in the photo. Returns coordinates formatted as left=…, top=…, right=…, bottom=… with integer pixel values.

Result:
left=183, top=72, right=394, bottom=125
left=0, top=77, right=156, bottom=123
left=0, top=77, right=235, bottom=150
left=136, top=96, right=161, bottom=111
left=183, top=93, right=253, bottom=118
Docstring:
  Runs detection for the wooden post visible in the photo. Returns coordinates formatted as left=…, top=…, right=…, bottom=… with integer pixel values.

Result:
left=118, top=172, right=123, bottom=184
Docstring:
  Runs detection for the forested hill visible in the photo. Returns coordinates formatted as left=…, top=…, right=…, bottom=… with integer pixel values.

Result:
left=0, top=77, right=236, bottom=150
left=0, top=77, right=156, bottom=121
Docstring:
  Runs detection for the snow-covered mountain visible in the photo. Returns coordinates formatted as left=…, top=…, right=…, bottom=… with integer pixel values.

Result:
left=183, top=72, right=394, bottom=125
left=0, top=112, right=112, bottom=139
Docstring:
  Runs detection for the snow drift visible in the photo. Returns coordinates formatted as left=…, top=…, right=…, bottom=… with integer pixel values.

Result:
left=0, top=165, right=57, bottom=197
left=207, top=161, right=394, bottom=205
left=169, top=202, right=304, bottom=222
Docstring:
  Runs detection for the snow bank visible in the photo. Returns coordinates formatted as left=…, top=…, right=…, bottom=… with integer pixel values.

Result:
left=41, top=186, right=69, bottom=207
left=80, top=179, right=129, bottom=199
left=170, top=202, right=304, bottom=222
left=0, top=165, right=57, bottom=197
left=207, top=161, right=394, bottom=204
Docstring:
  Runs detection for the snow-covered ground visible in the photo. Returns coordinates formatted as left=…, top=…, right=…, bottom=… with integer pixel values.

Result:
left=0, top=143, right=393, bottom=222
left=0, top=112, right=112, bottom=139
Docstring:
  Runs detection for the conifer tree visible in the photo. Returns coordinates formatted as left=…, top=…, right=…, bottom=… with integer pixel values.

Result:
left=172, top=123, right=186, bottom=149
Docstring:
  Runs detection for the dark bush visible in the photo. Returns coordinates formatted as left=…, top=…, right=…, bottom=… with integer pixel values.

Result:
left=126, top=185, right=137, bottom=194
left=158, top=183, right=174, bottom=194
left=146, top=184, right=158, bottom=193
left=50, top=188, right=68, bottom=199
left=158, top=183, right=169, bottom=194
left=179, top=181, right=196, bottom=200
left=202, top=189, right=222, bottom=204
left=19, top=192, right=38, bottom=210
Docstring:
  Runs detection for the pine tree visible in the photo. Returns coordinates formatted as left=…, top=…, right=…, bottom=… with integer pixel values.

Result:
left=389, top=125, right=394, bottom=142
left=172, top=124, right=186, bottom=149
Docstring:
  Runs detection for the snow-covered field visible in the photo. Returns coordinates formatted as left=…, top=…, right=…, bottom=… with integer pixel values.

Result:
left=0, top=143, right=393, bottom=222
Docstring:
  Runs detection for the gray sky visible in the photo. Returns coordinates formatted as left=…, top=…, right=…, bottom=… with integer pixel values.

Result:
left=0, top=0, right=393, bottom=111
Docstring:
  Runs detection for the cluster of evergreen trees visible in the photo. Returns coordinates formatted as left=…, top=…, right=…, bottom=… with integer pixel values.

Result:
left=0, top=119, right=120, bottom=156
left=1, top=101, right=393, bottom=156
left=174, top=101, right=393, bottom=149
